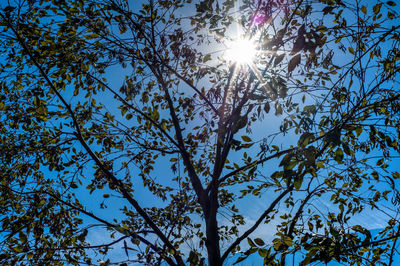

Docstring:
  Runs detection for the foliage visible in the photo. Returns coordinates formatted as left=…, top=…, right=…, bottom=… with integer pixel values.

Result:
left=0, top=0, right=400, bottom=265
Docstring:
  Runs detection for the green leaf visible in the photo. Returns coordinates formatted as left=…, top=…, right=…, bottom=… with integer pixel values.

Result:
left=258, top=248, right=268, bottom=257
left=294, top=175, right=303, bottom=190
left=361, top=6, right=367, bottom=14
left=121, top=106, right=127, bottom=116
left=241, top=135, right=252, bottom=142
left=203, top=54, right=212, bottom=62
left=275, top=104, right=283, bottom=115
left=286, top=159, right=298, bottom=171
left=84, top=33, right=99, bottom=40
left=283, top=237, right=293, bottom=247
left=348, top=47, right=355, bottom=54
left=254, top=238, right=265, bottom=246
left=355, top=127, right=363, bottom=137
left=273, top=239, right=282, bottom=251
left=334, top=148, right=344, bottom=162
left=298, top=132, right=314, bottom=147
left=247, top=238, right=256, bottom=247
left=373, top=3, right=382, bottom=14
left=34, top=96, right=39, bottom=106
left=116, top=226, right=130, bottom=235
left=279, top=153, right=292, bottom=167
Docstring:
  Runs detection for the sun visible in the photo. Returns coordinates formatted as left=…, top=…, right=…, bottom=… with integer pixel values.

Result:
left=223, top=34, right=277, bottom=99
left=225, top=38, right=257, bottom=65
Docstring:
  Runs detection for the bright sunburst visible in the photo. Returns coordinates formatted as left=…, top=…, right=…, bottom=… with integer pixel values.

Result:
left=225, top=38, right=257, bottom=65
left=223, top=32, right=277, bottom=100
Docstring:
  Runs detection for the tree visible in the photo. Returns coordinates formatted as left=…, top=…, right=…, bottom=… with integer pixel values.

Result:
left=1, top=0, right=400, bottom=265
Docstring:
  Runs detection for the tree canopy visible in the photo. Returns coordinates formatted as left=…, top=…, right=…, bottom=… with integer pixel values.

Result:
left=1, top=0, right=400, bottom=265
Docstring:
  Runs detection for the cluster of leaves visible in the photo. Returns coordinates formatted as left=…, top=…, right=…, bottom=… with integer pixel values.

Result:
left=0, top=0, right=400, bottom=265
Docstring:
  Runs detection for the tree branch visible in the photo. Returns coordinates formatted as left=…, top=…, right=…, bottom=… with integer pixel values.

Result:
left=221, top=186, right=293, bottom=262
left=86, top=73, right=182, bottom=151
left=45, top=191, right=177, bottom=266
left=210, top=147, right=295, bottom=193
left=148, top=62, right=206, bottom=206
left=2, top=15, right=184, bottom=266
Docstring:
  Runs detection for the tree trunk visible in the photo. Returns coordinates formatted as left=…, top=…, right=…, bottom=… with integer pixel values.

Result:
left=205, top=188, right=222, bottom=266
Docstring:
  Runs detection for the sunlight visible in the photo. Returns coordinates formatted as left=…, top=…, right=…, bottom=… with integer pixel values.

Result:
left=225, top=38, right=257, bottom=65
left=223, top=34, right=278, bottom=100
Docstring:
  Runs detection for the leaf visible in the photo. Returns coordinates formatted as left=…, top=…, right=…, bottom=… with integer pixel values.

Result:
left=131, top=238, right=140, bottom=245
left=274, top=54, right=285, bottom=66
left=323, top=6, right=334, bottom=14
left=241, top=135, right=252, bottom=142
left=284, top=237, right=293, bottom=247
left=348, top=47, right=355, bottom=54
left=279, top=153, right=292, bottom=167
left=258, top=248, right=268, bottom=257
left=34, top=96, right=39, bottom=106
left=387, top=1, right=396, bottom=6
left=196, top=1, right=212, bottom=13
left=342, top=143, right=351, bottom=155
left=373, top=3, right=382, bottom=14
left=273, top=239, right=282, bottom=251
left=288, top=54, right=301, bottom=73
left=264, top=102, right=270, bottom=113
left=294, top=175, right=303, bottom=190
left=361, top=6, right=367, bottom=14
left=285, top=159, right=298, bottom=171
left=290, top=36, right=305, bottom=55
left=233, top=116, right=248, bottom=132
left=116, top=226, right=129, bottom=235
left=298, top=132, right=314, bottom=147
left=203, top=54, right=212, bottom=62
left=334, top=148, right=344, bottom=162
left=275, top=103, right=283, bottom=115
left=120, top=25, right=127, bottom=34
left=355, top=127, right=363, bottom=137
left=247, top=237, right=256, bottom=247
left=121, top=106, right=127, bottom=116
left=254, top=238, right=265, bottom=246
left=84, top=33, right=99, bottom=40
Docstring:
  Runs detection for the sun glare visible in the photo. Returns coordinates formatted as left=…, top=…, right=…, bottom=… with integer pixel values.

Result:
left=225, top=38, right=257, bottom=65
